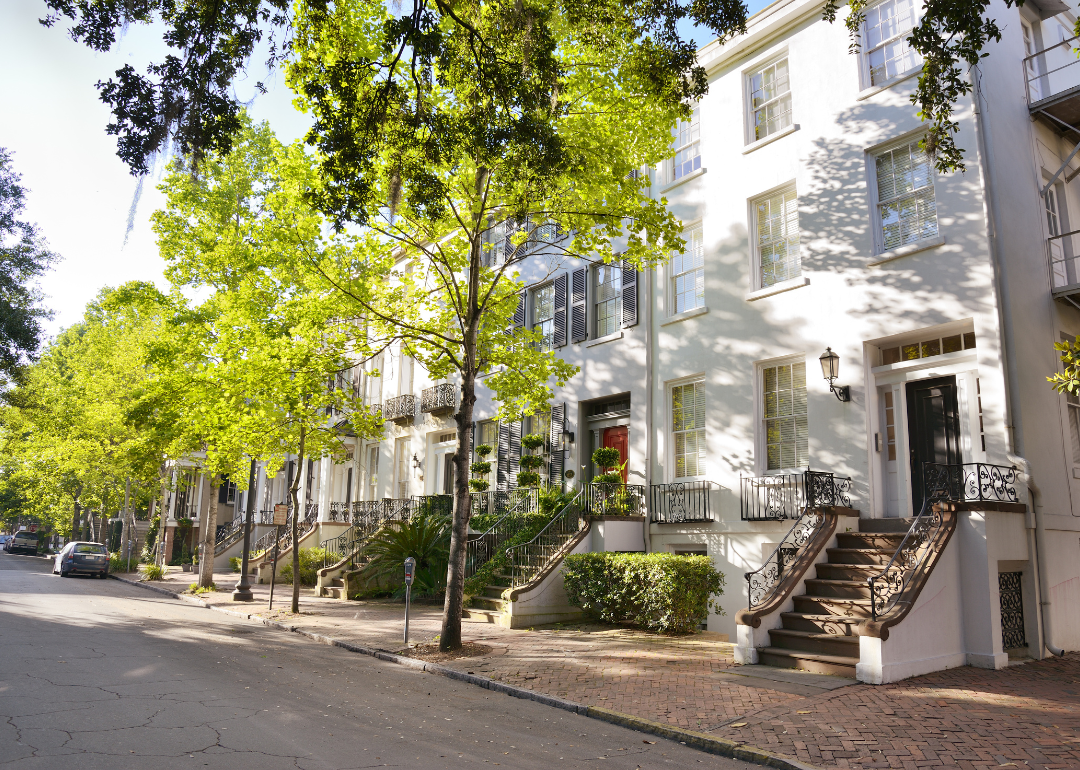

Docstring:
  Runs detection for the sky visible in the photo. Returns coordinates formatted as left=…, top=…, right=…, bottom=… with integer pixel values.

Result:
left=1, top=0, right=772, bottom=340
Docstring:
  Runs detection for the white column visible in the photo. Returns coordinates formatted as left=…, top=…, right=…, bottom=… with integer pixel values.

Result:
left=318, top=456, right=333, bottom=522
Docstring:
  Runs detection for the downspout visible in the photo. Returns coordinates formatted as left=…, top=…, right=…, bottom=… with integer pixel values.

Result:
left=972, top=67, right=1064, bottom=656
left=643, top=266, right=654, bottom=553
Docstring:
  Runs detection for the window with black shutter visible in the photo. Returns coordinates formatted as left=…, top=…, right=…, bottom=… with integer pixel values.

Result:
left=508, top=421, right=522, bottom=488
left=496, top=423, right=511, bottom=491
left=571, top=267, right=588, bottom=342
left=553, top=273, right=568, bottom=347
left=621, top=261, right=638, bottom=328
left=549, top=403, right=566, bottom=487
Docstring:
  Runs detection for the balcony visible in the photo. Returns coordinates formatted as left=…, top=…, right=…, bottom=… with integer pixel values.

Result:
left=924, top=462, right=1023, bottom=511
left=421, top=383, right=456, bottom=416
left=584, top=483, right=646, bottom=517
left=650, top=481, right=720, bottom=523
left=1047, top=230, right=1080, bottom=307
left=1025, top=35, right=1080, bottom=127
left=382, top=394, right=415, bottom=423
left=740, top=470, right=853, bottom=521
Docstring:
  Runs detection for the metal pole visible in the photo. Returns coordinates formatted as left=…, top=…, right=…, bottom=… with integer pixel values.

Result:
left=269, top=526, right=281, bottom=612
left=404, top=582, right=411, bottom=645
left=232, top=458, right=257, bottom=602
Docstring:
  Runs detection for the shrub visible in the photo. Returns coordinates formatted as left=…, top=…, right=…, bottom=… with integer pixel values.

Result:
left=519, top=454, right=545, bottom=470
left=140, top=562, right=166, bottom=581
left=108, top=552, right=127, bottom=573
left=279, top=547, right=331, bottom=586
left=189, top=582, right=217, bottom=594
left=475, top=444, right=493, bottom=458
left=469, top=461, right=492, bottom=475
left=229, top=556, right=242, bottom=573
left=462, top=509, right=551, bottom=596
left=468, top=478, right=490, bottom=493
left=521, top=433, right=545, bottom=451
left=591, top=446, right=622, bottom=472
left=362, top=514, right=450, bottom=597
left=562, top=552, right=725, bottom=634
left=517, top=470, right=541, bottom=487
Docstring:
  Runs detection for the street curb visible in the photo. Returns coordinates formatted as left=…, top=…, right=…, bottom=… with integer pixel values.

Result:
left=107, top=574, right=819, bottom=770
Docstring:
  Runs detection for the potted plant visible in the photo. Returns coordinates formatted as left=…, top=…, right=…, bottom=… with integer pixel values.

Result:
left=590, top=447, right=631, bottom=515
left=518, top=433, right=546, bottom=487
left=469, top=443, right=493, bottom=494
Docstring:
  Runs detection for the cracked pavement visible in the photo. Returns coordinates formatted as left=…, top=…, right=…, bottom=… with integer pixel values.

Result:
left=0, top=554, right=758, bottom=770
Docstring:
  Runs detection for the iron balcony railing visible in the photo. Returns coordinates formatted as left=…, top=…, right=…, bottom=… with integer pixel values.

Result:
left=1023, top=34, right=1080, bottom=107
left=584, top=483, right=646, bottom=517
left=415, top=494, right=453, bottom=517
left=420, top=383, right=456, bottom=415
left=469, top=489, right=537, bottom=520
left=383, top=394, right=415, bottom=422
left=1047, top=229, right=1080, bottom=300
left=650, top=481, right=719, bottom=523
left=328, top=502, right=351, bottom=522
left=922, top=462, right=1019, bottom=506
left=321, top=496, right=418, bottom=567
left=740, top=470, right=853, bottom=521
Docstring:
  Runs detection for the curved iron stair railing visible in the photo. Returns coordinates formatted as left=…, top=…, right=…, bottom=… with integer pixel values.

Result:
left=464, top=488, right=539, bottom=580
left=504, top=488, right=586, bottom=589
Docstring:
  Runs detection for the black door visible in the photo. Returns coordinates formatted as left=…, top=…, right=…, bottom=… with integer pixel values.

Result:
left=906, top=376, right=961, bottom=513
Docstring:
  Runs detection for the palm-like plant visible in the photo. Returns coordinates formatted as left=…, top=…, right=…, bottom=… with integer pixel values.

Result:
left=363, top=514, right=451, bottom=597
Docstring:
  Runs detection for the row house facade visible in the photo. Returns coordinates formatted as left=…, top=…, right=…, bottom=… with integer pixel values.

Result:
left=179, top=0, right=1080, bottom=684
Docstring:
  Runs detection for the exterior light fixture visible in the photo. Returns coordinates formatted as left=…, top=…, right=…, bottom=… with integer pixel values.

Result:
left=819, top=347, right=850, bottom=402
left=411, top=453, right=421, bottom=470
left=561, top=429, right=575, bottom=448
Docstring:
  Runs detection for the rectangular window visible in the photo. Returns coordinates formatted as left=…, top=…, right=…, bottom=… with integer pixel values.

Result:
left=865, top=0, right=921, bottom=86
left=672, top=380, right=706, bottom=478
left=749, top=58, right=792, bottom=142
left=478, top=420, right=499, bottom=489
left=1045, top=186, right=1062, bottom=236
left=532, top=284, right=555, bottom=351
left=880, top=331, right=975, bottom=365
left=671, top=225, right=705, bottom=313
left=883, top=391, right=897, bottom=461
left=874, top=139, right=938, bottom=252
left=594, top=264, right=622, bottom=337
left=481, top=218, right=506, bottom=267
left=762, top=360, right=808, bottom=471
left=671, top=106, right=701, bottom=181
left=366, top=446, right=379, bottom=501
left=754, top=187, right=800, bottom=288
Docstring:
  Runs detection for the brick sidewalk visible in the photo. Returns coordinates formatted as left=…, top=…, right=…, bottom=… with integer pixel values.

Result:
left=120, top=567, right=1080, bottom=769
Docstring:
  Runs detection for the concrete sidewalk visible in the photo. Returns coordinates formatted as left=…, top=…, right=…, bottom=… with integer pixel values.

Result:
left=118, top=567, right=1080, bottom=769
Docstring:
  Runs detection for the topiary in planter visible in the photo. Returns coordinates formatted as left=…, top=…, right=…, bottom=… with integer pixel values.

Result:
left=591, top=446, right=622, bottom=473
left=517, top=470, right=541, bottom=487
left=470, top=461, right=492, bottom=475
left=562, top=552, right=725, bottom=634
left=475, top=444, right=493, bottom=459
left=468, top=478, right=490, bottom=492
left=521, top=433, right=546, bottom=452
left=519, top=454, right=545, bottom=470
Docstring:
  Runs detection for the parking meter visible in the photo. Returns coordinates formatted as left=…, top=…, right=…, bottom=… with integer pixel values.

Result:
left=403, top=557, right=416, bottom=645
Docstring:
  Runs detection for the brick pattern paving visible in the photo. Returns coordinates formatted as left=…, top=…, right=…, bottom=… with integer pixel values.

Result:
left=709, top=655, right=1080, bottom=769
left=130, top=568, right=1080, bottom=769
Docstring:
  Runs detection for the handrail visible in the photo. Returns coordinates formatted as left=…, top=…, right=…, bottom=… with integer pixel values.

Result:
left=1023, top=34, right=1080, bottom=105
left=464, top=488, right=538, bottom=580
left=503, top=487, right=585, bottom=589
left=650, top=480, right=719, bottom=523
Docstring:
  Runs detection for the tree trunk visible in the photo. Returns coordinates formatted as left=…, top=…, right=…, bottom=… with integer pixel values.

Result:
left=155, top=474, right=169, bottom=566
left=120, top=478, right=132, bottom=569
left=199, top=474, right=221, bottom=588
left=441, top=367, right=476, bottom=651
left=290, top=424, right=307, bottom=614
left=70, top=499, right=81, bottom=543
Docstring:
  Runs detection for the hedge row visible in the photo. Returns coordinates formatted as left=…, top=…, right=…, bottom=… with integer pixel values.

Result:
left=562, top=552, right=725, bottom=634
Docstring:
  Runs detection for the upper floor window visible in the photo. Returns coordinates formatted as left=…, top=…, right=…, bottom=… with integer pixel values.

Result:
left=864, top=0, right=921, bottom=86
left=873, top=139, right=938, bottom=252
left=671, top=106, right=701, bottom=181
left=748, top=58, right=792, bottom=142
left=761, top=359, right=807, bottom=471
left=671, top=379, right=706, bottom=479
left=671, top=224, right=704, bottom=313
left=595, top=264, right=622, bottom=338
left=754, top=186, right=800, bottom=289
left=532, top=284, right=555, bottom=351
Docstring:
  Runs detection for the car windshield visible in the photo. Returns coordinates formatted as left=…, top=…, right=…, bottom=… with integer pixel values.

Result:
left=73, top=544, right=106, bottom=554
left=15, top=534, right=36, bottom=540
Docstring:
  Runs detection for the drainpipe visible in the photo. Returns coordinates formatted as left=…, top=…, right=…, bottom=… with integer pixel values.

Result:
left=972, top=65, right=1065, bottom=657
left=643, top=266, right=654, bottom=554
left=1010, top=454, right=1065, bottom=656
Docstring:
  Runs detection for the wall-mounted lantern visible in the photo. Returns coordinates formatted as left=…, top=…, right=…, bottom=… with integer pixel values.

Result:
left=819, top=347, right=851, bottom=402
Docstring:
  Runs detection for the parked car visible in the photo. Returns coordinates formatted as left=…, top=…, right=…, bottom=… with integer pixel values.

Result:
left=53, top=542, right=109, bottom=578
left=8, top=531, right=40, bottom=555
left=0, top=535, right=12, bottom=548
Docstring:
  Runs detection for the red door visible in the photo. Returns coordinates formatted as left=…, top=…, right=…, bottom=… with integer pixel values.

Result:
left=602, top=426, right=629, bottom=482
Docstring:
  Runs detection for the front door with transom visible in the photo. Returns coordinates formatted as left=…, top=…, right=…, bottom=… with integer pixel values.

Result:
left=905, top=376, right=961, bottom=514
left=602, top=426, right=629, bottom=483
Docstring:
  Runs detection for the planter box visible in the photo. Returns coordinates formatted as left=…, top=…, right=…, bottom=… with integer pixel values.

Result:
left=588, top=515, right=646, bottom=553
left=181, top=564, right=193, bottom=572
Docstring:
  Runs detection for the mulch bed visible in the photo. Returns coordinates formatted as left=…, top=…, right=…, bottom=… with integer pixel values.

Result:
left=396, top=642, right=493, bottom=663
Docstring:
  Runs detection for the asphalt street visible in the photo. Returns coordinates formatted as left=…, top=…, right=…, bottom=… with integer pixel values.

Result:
left=0, top=552, right=759, bottom=770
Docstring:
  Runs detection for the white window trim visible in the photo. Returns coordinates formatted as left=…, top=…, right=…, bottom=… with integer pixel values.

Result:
left=668, top=104, right=703, bottom=186
left=593, top=263, right=622, bottom=339
left=531, top=281, right=555, bottom=350
left=669, top=223, right=706, bottom=317
left=741, top=123, right=799, bottom=155
left=754, top=354, right=808, bottom=476
left=749, top=182, right=802, bottom=293
left=865, top=132, right=940, bottom=256
left=667, top=375, right=708, bottom=482
left=659, top=166, right=707, bottom=193
left=858, top=0, right=923, bottom=92
left=744, top=50, right=793, bottom=146
left=660, top=305, right=709, bottom=326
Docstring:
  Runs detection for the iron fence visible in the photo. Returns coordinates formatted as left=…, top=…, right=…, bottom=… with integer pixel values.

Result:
left=650, top=481, right=718, bottom=523
left=505, top=488, right=585, bottom=588
left=740, top=470, right=852, bottom=521
left=585, top=483, right=646, bottom=517
left=464, top=488, right=540, bottom=580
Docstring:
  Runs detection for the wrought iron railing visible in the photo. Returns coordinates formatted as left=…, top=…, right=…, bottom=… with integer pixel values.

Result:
left=1047, top=229, right=1080, bottom=298
left=1022, top=34, right=1080, bottom=106
left=650, top=481, right=719, bottom=523
left=746, top=508, right=827, bottom=610
left=740, top=470, right=852, bottom=521
left=867, top=462, right=1019, bottom=621
left=213, top=518, right=246, bottom=554
left=415, top=494, right=453, bottom=517
left=321, top=497, right=419, bottom=566
left=383, top=394, right=415, bottom=422
left=505, top=488, right=585, bottom=589
left=584, top=483, right=646, bottom=517
left=469, top=489, right=537, bottom=520
left=464, top=488, right=540, bottom=580
left=421, top=383, right=456, bottom=415
left=328, top=502, right=351, bottom=522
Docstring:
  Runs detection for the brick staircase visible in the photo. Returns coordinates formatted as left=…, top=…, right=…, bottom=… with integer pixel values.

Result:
left=759, top=522, right=910, bottom=676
